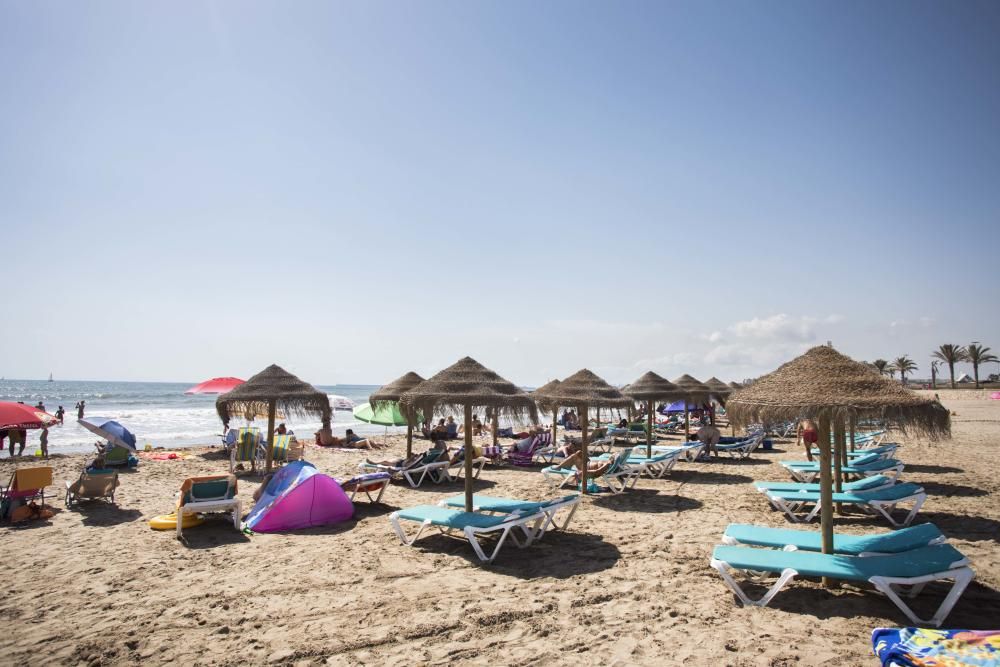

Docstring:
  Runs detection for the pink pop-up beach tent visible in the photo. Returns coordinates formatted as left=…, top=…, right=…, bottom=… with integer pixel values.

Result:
left=244, top=461, right=354, bottom=532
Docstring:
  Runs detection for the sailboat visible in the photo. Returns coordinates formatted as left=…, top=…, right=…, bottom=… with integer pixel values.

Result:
left=48, top=373, right=54, bottom=382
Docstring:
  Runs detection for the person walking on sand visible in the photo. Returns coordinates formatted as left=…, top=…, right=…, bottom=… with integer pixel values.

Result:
left=76, top=400, right=86, bottom=419
left=797, top=418, right=818, bottom=461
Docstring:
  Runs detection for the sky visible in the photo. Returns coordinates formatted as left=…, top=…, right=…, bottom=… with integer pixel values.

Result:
left=1, top=1, right=998, bottom=386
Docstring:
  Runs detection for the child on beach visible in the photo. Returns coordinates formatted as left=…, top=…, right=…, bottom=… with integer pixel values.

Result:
left=39, top=427, right=49, bottom=458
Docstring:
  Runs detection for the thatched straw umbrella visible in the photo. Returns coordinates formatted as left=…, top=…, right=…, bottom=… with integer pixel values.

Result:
left=727, top=381, right=743, bottom=391
left=624, top=372, right=684, bottom=457
left=543, top=370, right=632, bottom=495
left=216, top=364, right=331, bottom=472
left=671, top=374, right=712, bottom=436
left=369, top=371, right=425, bottom=458
left=399, top=357, right=537, bottom=511
left=703, top=377, right=732, bottom=424
left=727, top=345, right=950, bottom=576
left=531, top=379, right=562, bottom=449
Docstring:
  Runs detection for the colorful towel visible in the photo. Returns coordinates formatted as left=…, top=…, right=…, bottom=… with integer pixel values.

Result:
left=872, top=628, right=1000, bottom=667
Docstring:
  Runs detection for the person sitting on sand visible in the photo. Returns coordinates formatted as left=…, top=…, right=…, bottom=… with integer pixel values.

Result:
left=445, top=416, right=459, bottom=439
left=797, top=418, right=818, bottom=462
left=458, top=414, right=484, bottom=437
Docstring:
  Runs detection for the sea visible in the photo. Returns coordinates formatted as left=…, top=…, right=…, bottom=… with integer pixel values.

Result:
left=0, top=379, right=393, bottom=457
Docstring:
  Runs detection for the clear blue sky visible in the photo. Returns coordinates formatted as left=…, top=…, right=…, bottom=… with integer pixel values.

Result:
left=2, top=1, right=998, bottom=385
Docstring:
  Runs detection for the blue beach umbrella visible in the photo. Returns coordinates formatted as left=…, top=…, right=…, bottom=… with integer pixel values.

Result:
left=78, top=417, right=138, bottom=452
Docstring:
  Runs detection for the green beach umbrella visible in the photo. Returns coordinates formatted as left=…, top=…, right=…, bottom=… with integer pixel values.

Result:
left=352, top=402, right=409, bottom=427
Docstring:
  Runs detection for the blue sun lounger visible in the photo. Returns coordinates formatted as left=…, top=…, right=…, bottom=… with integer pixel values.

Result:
left=721, top=523, right=945, bottom=555
left=810, top=443, right=898, bottom=460
left=440, top=494, right=581, bottom=538
left=754, top=474, right=895, bottom=494
left=781, top=456, right=904, bottom=483
left=763, top=482, right=927, bottom=527
left=389, top=505, right=545, bottom=563
left=710, top=542, right=974, bottom=626
left=541, top=447, right=639, bottom=493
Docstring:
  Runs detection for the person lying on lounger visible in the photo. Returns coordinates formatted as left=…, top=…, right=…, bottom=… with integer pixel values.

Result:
left=551, top=451, right=615, bottom=480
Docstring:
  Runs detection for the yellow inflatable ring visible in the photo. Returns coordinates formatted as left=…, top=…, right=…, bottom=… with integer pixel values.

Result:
left=149, top=512, right=205, bottom=530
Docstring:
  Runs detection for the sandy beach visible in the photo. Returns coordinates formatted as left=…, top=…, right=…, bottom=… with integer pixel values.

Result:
left=0, top=397, right=997, bottom=666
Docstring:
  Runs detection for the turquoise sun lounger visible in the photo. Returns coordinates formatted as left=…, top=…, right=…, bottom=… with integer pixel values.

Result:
left=389, top=505, right=545, bottom=563
left=710, top=542, right=974, bottom=627
left=721, top=523, right=945, bottom=555
left=781, top=458, right=904, bottom=483
left=754, top=474, right=895, bottom=494
left=763, top=483, right=927, bottom=527
left=440, top=494, right=580, bottom=538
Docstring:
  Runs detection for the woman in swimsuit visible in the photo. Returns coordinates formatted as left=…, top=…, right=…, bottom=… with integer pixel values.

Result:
left=798, top=418, right=818, bottom=461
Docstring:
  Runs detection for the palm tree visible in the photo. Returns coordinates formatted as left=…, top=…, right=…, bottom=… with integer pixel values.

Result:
left=886, top=367, right=896, bottom=380
left=966, top=342, right=999, bottom=389
left=891, top=356, right=918, bottom=385
left=872, top=359, right=889, bottom=376
left=930, top=360, right=940, bottom=389
left=932, top=344, right=968, bottom=389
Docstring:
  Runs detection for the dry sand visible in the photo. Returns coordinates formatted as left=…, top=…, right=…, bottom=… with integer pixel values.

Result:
left=1, top=398, right=998, bottom=666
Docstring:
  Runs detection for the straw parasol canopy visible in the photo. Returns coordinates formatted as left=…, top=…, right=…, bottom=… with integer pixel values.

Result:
left=530, top=379, right=562, bottom=412
left=726, top=345, right=950, bottom=437
left=216, top=364, right=331, bottom=471
left=369, top=371, right=426, bottom=456
left=671, top=374, right=713, bottom=401
left=543, top=369, right=632, bottom=495
left=369, top=371, right=425, bottom=410
left=625, top=372, right=684, bottom=456
left=704, top=377, right=732, bottom=397
left=728, top=381, right=743, bottom=391
left=399, top=357, right=537, bottom=511
left=398, top=357, right=538, bottom=424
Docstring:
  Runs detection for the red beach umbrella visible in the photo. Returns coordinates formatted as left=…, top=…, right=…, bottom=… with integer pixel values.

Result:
left=185, top=377, right=245, bottom=395
left=0, top=402, right=58, bottom=430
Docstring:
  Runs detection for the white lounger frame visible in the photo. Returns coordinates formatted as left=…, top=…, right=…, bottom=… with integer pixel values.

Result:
left=710, top=555, right=974, bottom=627
left=450, top=456, right=488, bottom=480
left=344, top=479, right=389, bottom=503
left=389, top=510, right=544, bottom=563
left=786, top=462, right=904, bottom=484
left=177, top=498, right=242, bottom=538
left=762, top=487, right=927, bottom=527
left=361, top=460, right=451, bottom=488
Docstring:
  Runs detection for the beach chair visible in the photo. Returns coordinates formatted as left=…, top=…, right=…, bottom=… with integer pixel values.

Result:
left=359, top=449, right=450, bottom=488
left=230, top=427, right=264, bottom=473
left=65, top=469, right=119, bottom=508
left=1, top=466, right=53, bottom=518
left=389, top=505, right=545, bottom=563
left=754, top=474, right=896, bottom=494
left=439, top=494, right=581, bottom=539
left=505, top=433, right=548, bottom=466
left=809, top=443, right=898, bottom=460
left=720, top=522, right=946, bottom=555
left=175, top=474, right=241, bottom=538
left=593, top=448, right=683, bottom=479
left=449, top=452, right=488, bottom=480
left=339, top=472, right=391, bottom=503
left=643, top=442, right=705, bottom=462
left=714, top=433, right=764, bottom=460
left=270, top=434, right=291, bottom=465
left=103, top=445, right=137, bottom=468
left=762, top=482, right=927, bottom=527
left=541, top=447, right=639, bottom=493
left=781, top=456, right=905, bottom=483
left=709, top=542, right=974, bottom=627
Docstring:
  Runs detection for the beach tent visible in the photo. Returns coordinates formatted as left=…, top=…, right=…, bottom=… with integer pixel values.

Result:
left=243, top=461, right=353, bottom=533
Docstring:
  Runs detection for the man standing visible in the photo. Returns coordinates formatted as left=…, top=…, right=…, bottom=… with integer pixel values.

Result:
left=76, top=400, right=86, bottom=419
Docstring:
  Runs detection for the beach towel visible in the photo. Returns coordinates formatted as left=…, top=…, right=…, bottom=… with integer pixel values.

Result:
left=872, top=627, right=1000, bottom=667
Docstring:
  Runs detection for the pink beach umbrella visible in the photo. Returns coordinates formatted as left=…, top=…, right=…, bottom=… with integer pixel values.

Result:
left=185, top=377, right=245, bottom=395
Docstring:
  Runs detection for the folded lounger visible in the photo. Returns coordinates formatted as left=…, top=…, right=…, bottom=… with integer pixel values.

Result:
left=359, top=450, right=450, bottom=488
left=763, top=482, right=927, bottom=527
left=593, top=449, right=684, bottom=479
left=754, top=474, right=895, bottom=494
left=175, top=474, right=241, bottom=538
left=389, top=505, right=544, bottom=563
left=339, top=472, right=391, bottom=503
left=645, top=442, right=705, bottom=462
left=781, top=457, right=905, bottom=483
left=65, top=469, right=119, bottom=507
left=721, top=523, right=946, bottom=555
left=439, top=494, right=581, bottom=538
left=716, top=433, right=765, bottom=460
left=541, top=447, right=639, bottom=493
left=710, top=542, right=973, bottom=627
left=810, top=443, right=898, bottom=460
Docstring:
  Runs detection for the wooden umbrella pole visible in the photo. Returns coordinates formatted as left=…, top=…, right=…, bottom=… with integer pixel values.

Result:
left=817, top=416, right=834, bottom=586
left=551, top=412, right=558, bottom=450
left=833, top=419, right=844, bottom=514
left=464, top=404, right=474, bottom=512
left=265, top=399, right=277, bottom=473
left=684, top=402, right=690, bottom=438
left=580, top=405, right=590, bottom=496
left=491, top=412, right=498, bottom=447
left=646, top=400, right=654, bottom=458
left=405, top=423, right=413, bottom=458
left=849, top=415, right=856, bottom=454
